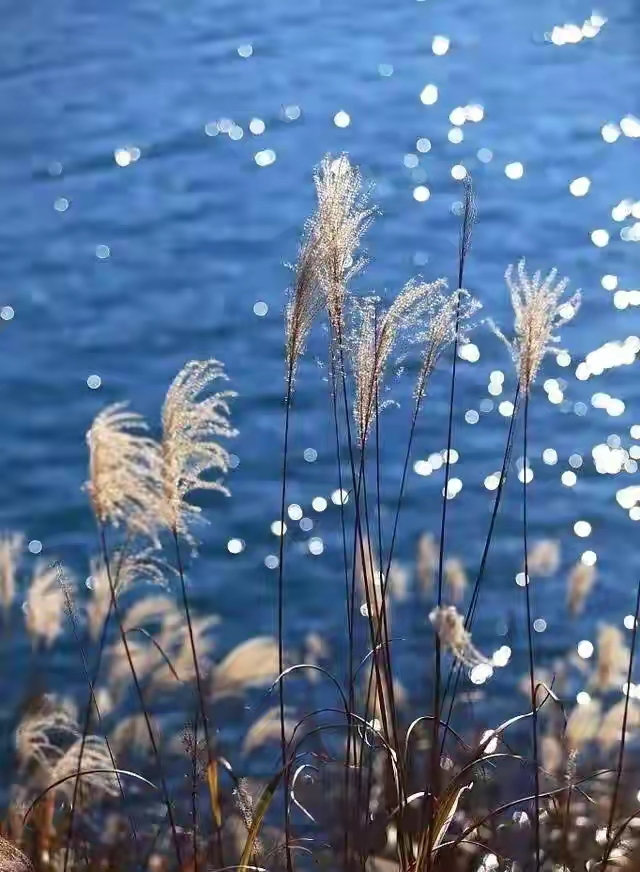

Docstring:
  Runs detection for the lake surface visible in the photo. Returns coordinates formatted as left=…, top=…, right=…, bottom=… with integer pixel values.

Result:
left=2, top=0, right=640, bottom=741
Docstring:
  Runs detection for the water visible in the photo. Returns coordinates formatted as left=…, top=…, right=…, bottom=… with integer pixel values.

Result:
left=1, top=0, right=640, bottom=741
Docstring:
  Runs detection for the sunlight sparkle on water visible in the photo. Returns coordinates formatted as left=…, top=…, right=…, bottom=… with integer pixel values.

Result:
left=432, top=35, right=450, bottom=55
left=569, top=176, right=591, bottom=197
left=255, top=149, right=277, bottom=167
left=505, top=162, right=524, bottom=180
left=420, top=84, right=438, bottom=105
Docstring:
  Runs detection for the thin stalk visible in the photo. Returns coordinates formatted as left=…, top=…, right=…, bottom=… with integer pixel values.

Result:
left=277, top=366, right=295, bottom=872
left=172, top=527, right=224, bottom=868
left=606, top=578, right=640, bottom=842
left=98, top=525, right=182, bottom=868
left=65, top=544, right=133, bottom=872
left=422, top=295, right=462, bottom=872
left=60, top=570, right=138, bottom=872
left=439, top=384, right=521, bottom=747
left=522, top=393, right=540, bottom=872
left=191, top=707, right=199, bottom=871
left=329, top=353, right=355, bottom=871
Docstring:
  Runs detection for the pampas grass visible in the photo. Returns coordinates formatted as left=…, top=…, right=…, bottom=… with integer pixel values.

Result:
left=0, top=532, right=23, bottom=615
left=2, top=152, right=639, bottom=872
left=211, top=636, right=280, bottom=698
left=161, top=359, right=236, bottom=544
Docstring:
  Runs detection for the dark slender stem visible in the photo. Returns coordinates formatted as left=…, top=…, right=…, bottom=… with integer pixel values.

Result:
left=59, top=566, right=138, bottom=872
left=522, top=393, right=540, bottom=872
left=439, top=385, right=521, bottom=746
left=191, top=707, right=199, bottom=871
left=99, top=525, right=182, bottom=868
left=172, top=527, right=223, bottom=868
left=64, top=544, right=132, bottom=872
left=277, top=367, right=294, bottom=872
left=329, top=353, right=354, bottom=871
left=424, top=295, right=462, bottom=871
left=606, top=578, right=640, bottom=842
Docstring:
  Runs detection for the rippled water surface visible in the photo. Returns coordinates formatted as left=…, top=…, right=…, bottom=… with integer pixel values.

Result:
left=2, top=0, right=640, bottom=731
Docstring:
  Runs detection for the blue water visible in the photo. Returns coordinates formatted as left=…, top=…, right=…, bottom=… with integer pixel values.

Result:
left=1, top=0, right=640, bottom=736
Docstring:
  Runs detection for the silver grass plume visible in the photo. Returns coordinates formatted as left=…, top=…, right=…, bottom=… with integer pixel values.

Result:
left=0, top=836, right=33, bottom=872
left=527, top=539, right=561, bottom=577
left=243, top=706, right=296, bottom=755
left=414, top=285, right=480, bottom=401
left=567, top=559, right=596, bottom=616
left=49, top=736, right=120, bottom=800
left=25, top=562, right=67, bottom=648
left=492, top=259, right=581, bottom=394
left=313, top=154, right=376, bottom=339
left=0, top=532, right=23, bottom=614
left=211, top=636, right=280, bottom=698
left=352, top=279, right=447, bottom=446
left=15, top=696, right=79, bottom=776
left=444, top=557, right=467, bottom=603
left=86, top=404, right=164, bottom=541
left=429, top=605, right=490, bottom=668
left=86, top=549, right=169, bottom=641
left=284, top=220, right=324, bottom=386
left=161, top=359, right=237, bottom=544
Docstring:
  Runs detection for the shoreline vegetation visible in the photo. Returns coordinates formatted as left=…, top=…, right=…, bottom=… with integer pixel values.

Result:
left=2, top=154, right=639, bottom=872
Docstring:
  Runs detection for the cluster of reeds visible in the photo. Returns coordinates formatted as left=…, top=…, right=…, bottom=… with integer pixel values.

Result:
left=1, top=153, right=639, bottom=872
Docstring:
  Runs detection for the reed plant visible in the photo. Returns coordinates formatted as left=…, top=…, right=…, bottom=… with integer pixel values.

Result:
left=1, top=153, right=639, bottom=872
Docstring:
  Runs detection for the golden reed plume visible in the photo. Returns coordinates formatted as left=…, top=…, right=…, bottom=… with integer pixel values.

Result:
left=492, top=259, right=580, bottom=394
left=162, top=359, right=236, bottom=544
left=86, top=404, right=164, bottom=541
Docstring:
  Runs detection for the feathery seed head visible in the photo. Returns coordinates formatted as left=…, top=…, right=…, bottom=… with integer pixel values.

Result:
left=352, top=279, right=450, bottom=446
left=493, top=259, right=580, bottom=394
left=592, top=624, right=629, bottom=691
left=49, top=735, right=120, bottom=800
left=25, top=562, right=67, bottom=648
left=15, top=696, right=79, bottom=775
left=86, top=404, right=164, bottom=541
left=417, top=532, right=437, bottom=594
left=313, top=154, right=376, bottom=338
left=0, top=532, right=23, bottom=613
left=212, top=636, right=280, bottom=698
left=567, top=560, right=596, bottom=616
left=429, top=605, right=489, bottom=668
left=285, top=227, right=324, bottom=386
left=414, top=286, right=481, bottom=400
left=162, top=360, right=237, bottom=544
left=87, top=549, right=169, bottom=641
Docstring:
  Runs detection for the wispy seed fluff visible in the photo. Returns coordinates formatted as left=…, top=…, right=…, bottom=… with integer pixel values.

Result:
left=313, top=154, right=376, bottom=338
left=492, top=259, right=580, bottom=394
left=162, top=360, right=237, bottom=544
left=414, top=286, right=480, bottom=401
left=86, top=404, right=164, bottom=541
left=429, top=605, right=490, bottom=669
left=0, top=532, right=23, bottom=614
left=352, top=279, right=448, bottom=446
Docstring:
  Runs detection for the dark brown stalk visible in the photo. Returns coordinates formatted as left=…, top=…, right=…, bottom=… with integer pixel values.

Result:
left=191, top=708, right=199, bottom=871
left=605, top=578, right=640, bottom=845
left=98, top=524, right=182, bottom=868
left=522, top=393, right=540, bottom=872
left=335, top=332, right=405, bottom=868
left=277, top=366, right=295, bottom=872
left=328, top=353, right=356, bottom=871
left=59, top=568, right=138, bottom=872
left=438, top=384, right=521, bottom=748
left=172, top=527, right=223, bottom=868
left=423, top=177, right=475, bottom=872
left=64, top=545, right=133, bottom=872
